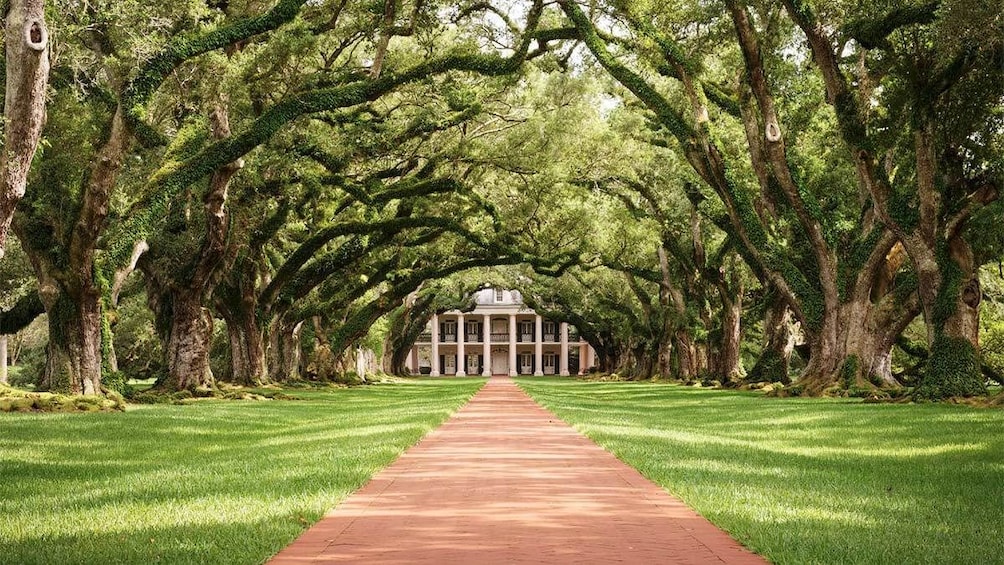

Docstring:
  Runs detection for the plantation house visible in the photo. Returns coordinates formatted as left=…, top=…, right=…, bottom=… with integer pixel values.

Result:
left=406, top=288, right=594, bottom=376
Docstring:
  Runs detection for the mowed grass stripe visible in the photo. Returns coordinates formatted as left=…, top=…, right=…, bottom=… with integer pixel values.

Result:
left=517, top=378, right=1004, bottom=565
left=0, top=378, right=485, bottom=565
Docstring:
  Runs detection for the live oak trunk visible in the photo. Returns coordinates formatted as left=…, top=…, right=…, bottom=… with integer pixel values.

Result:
left=41, top=287, right=102, bottom=394
left=715, top=287, right=743, bottom=384
left=777, top=3, right=997, bottom=398
left=268, top=320, right=302, bottom=382
left=144, top=98, right=241, bottom=391
left=226, top=310, right=268, bottom=386
left=749, top=294, right=793, bottom=384
left=0, top=0, right=50, bottom=258
left=913, top=236, right=985, bottom=398
left=798, top=291, right=916, bottom=394
left=161, top=293, right=215, bottom=390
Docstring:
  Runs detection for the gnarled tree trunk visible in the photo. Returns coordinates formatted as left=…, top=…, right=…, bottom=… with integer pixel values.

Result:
left=0, top=0, right=50, bottom=258
left=162, top=293, right=215, bottom=390
left=715, top=286, right=743, bottom=384
left=40, top=286, right=102, bottom=394
left=798, top=290, right=918, bottom=394
left=268, top=319, right=302, bottom=382
left=913, top=235, right=985, bottom=398
left=226, top=311, right=267, bottom=386
left=749, top=294, right=793, bottom=383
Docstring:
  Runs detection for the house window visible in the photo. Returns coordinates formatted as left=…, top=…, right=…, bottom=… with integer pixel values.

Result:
left=467, top=320, right=480, bottom=341
left=467, top=353, right=480, bottom=371
left=520, top=352, right=533, bottom=373
left=544, top=353, right=556, bottom=375
left=442, top=320, right=456, bottom=342
left=520, top=320, right=534, bottom=341
left=495, top=289, right=504, bottom=303
left=543, top=321, right=556, bottom=341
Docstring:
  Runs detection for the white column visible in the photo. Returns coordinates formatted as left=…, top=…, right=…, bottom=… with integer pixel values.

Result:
left=431, top=314, right=440, bottom=376
left=579, top=343, right=588, bottom=374
left=534, top=315, right=544, bottom=376
left=482, top=313, right=491, bottom=376
left=0, top=335, right=7, bottom=385
left=508, top=313, right=517, bottom=376
left=355, top=346, right=366, bottom=378
left=559, top=322, right=569, bottom=376
left=587, top=344, right=595, bottom=370
left=410, top=347, right=419, bottom=374
left=456, top=313, right=466, bottom=376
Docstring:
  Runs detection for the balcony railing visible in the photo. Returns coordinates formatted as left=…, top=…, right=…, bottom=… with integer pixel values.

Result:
left=490, top=332, right=509, bottom=343
left=543, top=333, right=556, bottom=342
left=441, top=333, right=456, bottom=343
left=518, top=333, right=534, bottom=343
left=466, top=333, right=482, bottom=343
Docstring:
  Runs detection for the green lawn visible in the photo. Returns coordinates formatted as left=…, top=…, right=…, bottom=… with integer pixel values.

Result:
left=517, top=378, right=1004, bottom=565
left=0, top=378, right=484, bottom=565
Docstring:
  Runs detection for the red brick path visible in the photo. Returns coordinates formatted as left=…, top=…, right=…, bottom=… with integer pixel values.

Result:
left=268, top=377, right=768, bottom=564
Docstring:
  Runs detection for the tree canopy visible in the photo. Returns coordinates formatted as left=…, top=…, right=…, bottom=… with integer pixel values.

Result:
left=0, top=0, right=1000, bottom=400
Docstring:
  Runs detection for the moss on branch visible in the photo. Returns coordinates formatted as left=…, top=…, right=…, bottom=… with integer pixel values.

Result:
left=844, top=2, right=940, bottom=50
left=121, top=0, right=310, bottom=146
left=106, top=44, right=539, bottom=273
left=560, top=0, right=692, bottom=142
left=0, top=292, right=45, bottom=334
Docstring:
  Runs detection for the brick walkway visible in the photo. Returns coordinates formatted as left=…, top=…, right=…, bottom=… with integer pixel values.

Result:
left=268, top=377, right=768, bottom=564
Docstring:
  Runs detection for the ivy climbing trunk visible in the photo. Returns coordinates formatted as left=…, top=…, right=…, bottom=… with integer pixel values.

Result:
left=913, top=236, right=985, bottom=398
left=715, top=288, right=743, bottom=384
left=40, top=288, right=102, bottom=394
left=749, top=294, right=792, bottom=383
left=798, top=290, right=918, bottom=394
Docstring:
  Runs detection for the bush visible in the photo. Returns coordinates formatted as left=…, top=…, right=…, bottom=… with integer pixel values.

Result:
left=112, top=288, right=164, bottom=380
left=0, top=385, right=125, bottom=412
left=8, top=364, right=40, bottom=389
left=983, top=321, right=1004, bottom=384
left=102, top=371, right=131, bottom=395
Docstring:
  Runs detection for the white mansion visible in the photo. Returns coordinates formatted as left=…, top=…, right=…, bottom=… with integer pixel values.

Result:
left=405, top=288, right=596, bottom=376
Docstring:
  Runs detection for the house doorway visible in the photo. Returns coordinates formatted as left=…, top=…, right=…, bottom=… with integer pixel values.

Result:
left=491, top=349, right=508, bottom=375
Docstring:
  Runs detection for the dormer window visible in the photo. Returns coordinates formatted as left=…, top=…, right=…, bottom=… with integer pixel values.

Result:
left=495, top=289, right=504, bottom=303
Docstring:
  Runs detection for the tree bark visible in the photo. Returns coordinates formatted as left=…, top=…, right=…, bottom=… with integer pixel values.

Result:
left=798, top=292, right=918, bottom=394
left=40, top=287, right=102, bottom=394
left=673, top=330, right=698, bottom=379
left=268, top=320, right=302, bottom=382
left=161, top=293, right=215, bottom=390
left=914, top=235, right=985, bottom=398
left=0, top=0, right=50, bottom=258
left=749, top=294, right=793, bottom=383
left=716, top=281, right=743, bottom=384
left=225, top=307, right=268, bottom=387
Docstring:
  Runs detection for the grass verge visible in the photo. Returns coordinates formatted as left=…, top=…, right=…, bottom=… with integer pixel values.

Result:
left=0, top=377, right=484, bottom=564
left=517, top=378, right=1004, bottom=565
